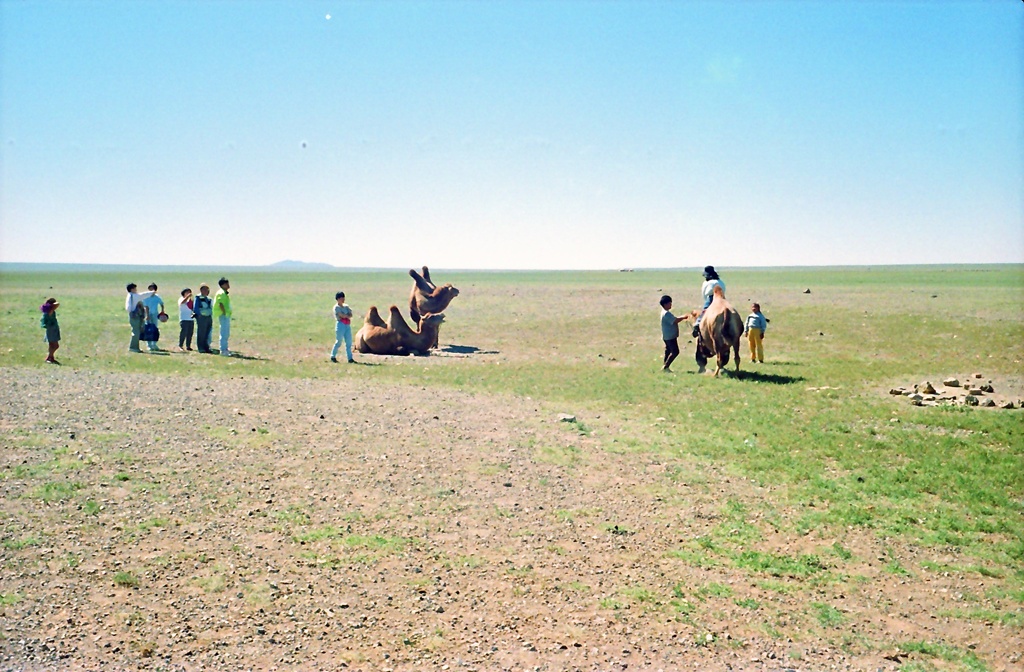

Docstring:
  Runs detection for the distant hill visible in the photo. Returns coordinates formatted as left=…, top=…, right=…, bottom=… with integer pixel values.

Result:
left=269, top=260, right=336, bottom=270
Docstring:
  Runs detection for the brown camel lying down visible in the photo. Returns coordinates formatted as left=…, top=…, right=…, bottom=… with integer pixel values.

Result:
left=409, top=266, right=460, bottom=324
left=695, top=286, right=743, bottom=377
left=355, top=306, right=446, bottom=356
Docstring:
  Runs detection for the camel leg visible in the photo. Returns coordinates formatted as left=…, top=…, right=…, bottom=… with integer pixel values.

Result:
left=695, top=340, right=708, bottom=374
left=409, top=269, right=434, bottom=294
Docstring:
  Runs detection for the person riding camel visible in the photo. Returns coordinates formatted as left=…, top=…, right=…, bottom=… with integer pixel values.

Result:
left=692, top=265, right=726, bottom=338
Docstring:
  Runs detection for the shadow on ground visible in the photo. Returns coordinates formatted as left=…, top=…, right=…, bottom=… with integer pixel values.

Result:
left=681, top=368, right=805, bottom=384
left=737, top=370, right=805, bottom=384
left=440, top=344, right=500, bottom=355
left=226, top=352, right=269, bottom=361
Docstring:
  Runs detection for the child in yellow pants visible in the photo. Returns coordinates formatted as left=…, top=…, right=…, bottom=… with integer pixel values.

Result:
left=744, top=302, right=767, bottom=363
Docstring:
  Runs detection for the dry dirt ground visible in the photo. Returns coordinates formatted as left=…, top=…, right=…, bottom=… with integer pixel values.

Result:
left=1, top=367, right=1021, bottom=672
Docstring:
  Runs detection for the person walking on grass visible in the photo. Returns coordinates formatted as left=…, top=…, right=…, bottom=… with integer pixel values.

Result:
left=178, top=288, right=195, bottom=351
left=40, top=298, right=61, bottom=364
left=660, top=294, right=686, bottom=373
left=141, top=283, right=165, bottom=352
left=125, top=283, right=156, bottom=353
left=330, top=291, right=354, bottom=363
left=213, top=277, right=232, bottom=356
left=745, top=302, right=768, bottom=364
left=193, top=284, right=214, bottom=353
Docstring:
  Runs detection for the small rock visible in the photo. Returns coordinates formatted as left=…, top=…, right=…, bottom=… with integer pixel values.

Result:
left=980, top=399, right=996, bottom=408
left=558, top=414, right=576, bottom=423
left=889, top=388, right=904, bottom=396
left=803, top=289, right=812, bottom=294
left=1000, top=401, right=1016, bottom=410
left=964, top=395, right=979, bottom=406
left=909, top=393, right=923, bottom=401
left=917, top=382, right=936, bottom=394
left=973, top=373, right=982, bottom=378
left=942, top=378, right=960, bottom=387
left=980, top=384, right=995, bottom=393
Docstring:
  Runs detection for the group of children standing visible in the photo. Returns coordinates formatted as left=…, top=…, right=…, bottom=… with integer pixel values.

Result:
left=123, top=278, right=231, bottom=356
left=659, top=265, right=769, bottom=373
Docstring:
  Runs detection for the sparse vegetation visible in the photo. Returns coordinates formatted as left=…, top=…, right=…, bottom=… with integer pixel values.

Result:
left=113, top=571, right=138, bottom=588
left=0, top=266, right=1021, bottom=669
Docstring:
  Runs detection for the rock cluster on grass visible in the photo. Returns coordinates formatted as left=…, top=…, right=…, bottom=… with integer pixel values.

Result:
left=888, top=373, right=1020, bottom=409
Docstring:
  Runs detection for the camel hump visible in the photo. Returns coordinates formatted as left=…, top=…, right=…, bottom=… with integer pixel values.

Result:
left=388, top=304, right=412, bottom=332
left=713, top=285, right=725, bottom=298
left=365, top=305, right=387, bottom=328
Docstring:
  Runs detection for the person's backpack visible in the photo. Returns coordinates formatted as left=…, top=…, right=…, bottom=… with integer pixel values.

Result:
left=199, top=297, right=213, bottom=317
left=141, top=322, right=160, bottom=342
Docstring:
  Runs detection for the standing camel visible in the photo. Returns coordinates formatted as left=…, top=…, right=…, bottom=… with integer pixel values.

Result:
left=695, top=286, right=743, bottom=377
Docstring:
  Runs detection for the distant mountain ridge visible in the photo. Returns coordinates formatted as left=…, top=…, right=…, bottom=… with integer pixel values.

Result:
left=269, top=260, right=336, bottom=270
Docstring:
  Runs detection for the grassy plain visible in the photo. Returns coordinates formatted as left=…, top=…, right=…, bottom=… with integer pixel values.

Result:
left=1, top=264, right=1023, bottom=670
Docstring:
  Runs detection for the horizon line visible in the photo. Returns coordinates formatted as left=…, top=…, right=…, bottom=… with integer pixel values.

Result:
left=1, top=261, right=1021, bottom=273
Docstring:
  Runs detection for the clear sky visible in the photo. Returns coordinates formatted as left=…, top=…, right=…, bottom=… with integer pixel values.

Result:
left=2, top=1, right=1021, bottom=270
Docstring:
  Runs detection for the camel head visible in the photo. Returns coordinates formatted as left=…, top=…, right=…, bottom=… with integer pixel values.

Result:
left=420, top=312, right=446, bottom=328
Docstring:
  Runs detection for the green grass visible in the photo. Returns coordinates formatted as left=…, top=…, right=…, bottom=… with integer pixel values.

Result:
left=811, top=602, right=845, bottom=628
left=620, top=585, right=659, bottom=605
left=137, top=517, right=168, bottom=532
left=696, top=582, right=733, bottom=599
left=273, top=506, right=312, bottom=526
left=112, top=571, right=138, bottom=588
left=897, top=641, right=990, bottom=672
left=534, top=444, right=582, bottom=467
left=293, top=525, right=346, bottom=543
left=27, top=481, right=83, bottom=501
left=3, top=536, right=41, bottom=550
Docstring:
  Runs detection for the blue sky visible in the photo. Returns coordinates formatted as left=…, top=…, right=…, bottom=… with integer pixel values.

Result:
left=2, top=1, right=1021, bottom=269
